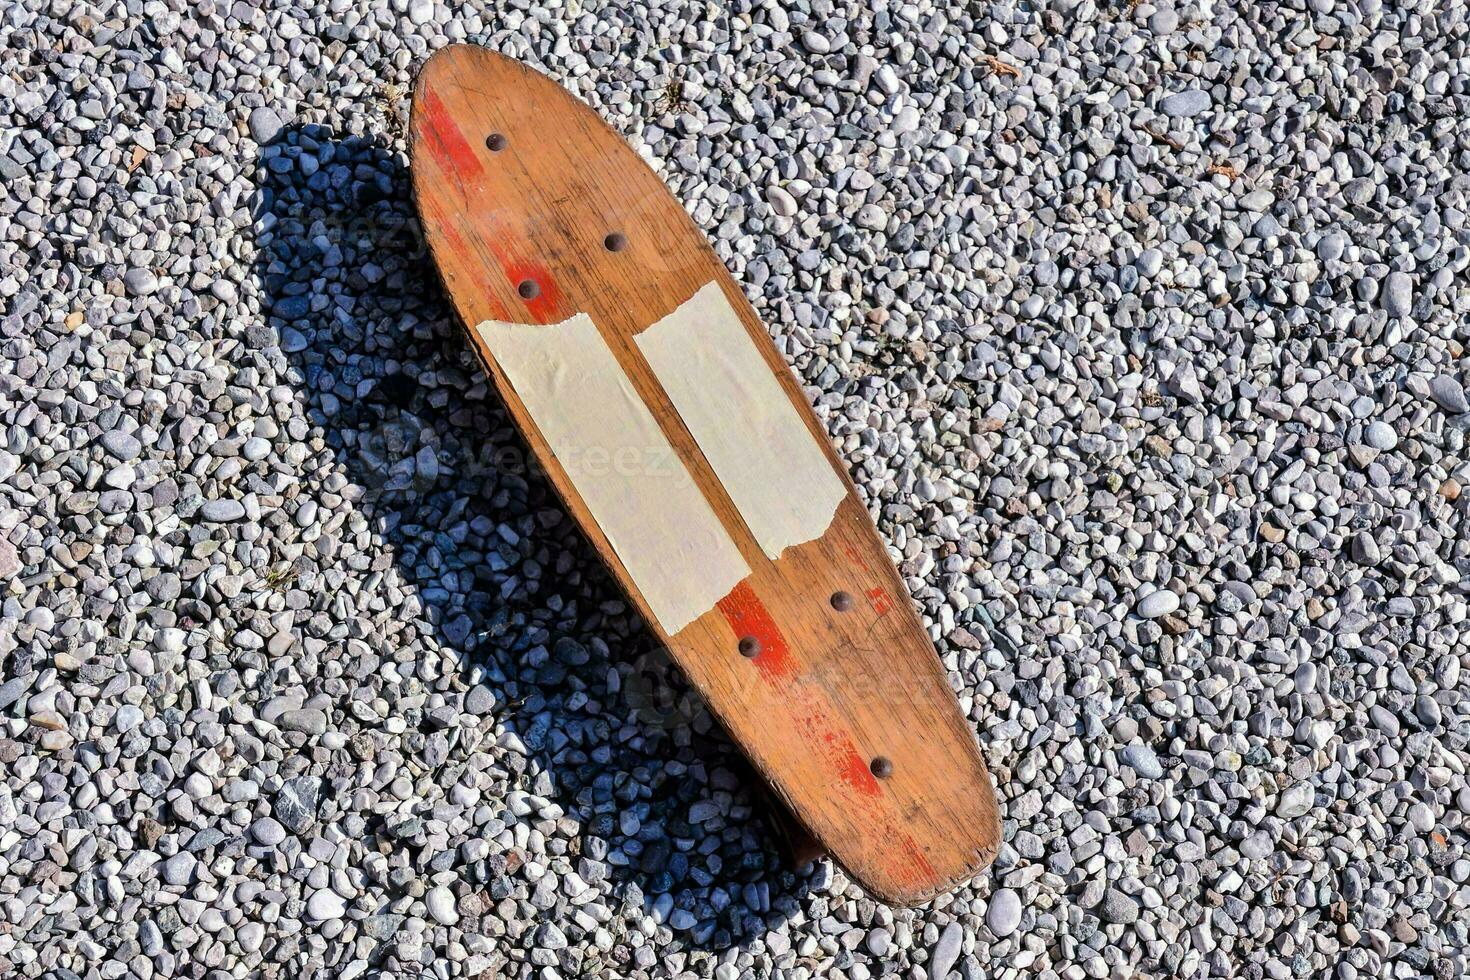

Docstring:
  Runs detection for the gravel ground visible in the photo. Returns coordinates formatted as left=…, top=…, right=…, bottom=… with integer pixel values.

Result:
left=4, top=0, right=1470, bottom=977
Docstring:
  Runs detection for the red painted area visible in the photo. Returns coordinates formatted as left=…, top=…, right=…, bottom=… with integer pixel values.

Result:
left=714, top=580, right=938, bottom=886
left=716, top=581, right=795, bottom=681
left=866, top=586, right=892, bottom=616
left=498, top=256, right=565, bottom=325
left=793, top=701, right=879, bottom=798
left=901, top=839, right=937, bottom=880
left=834, top=737, right=883, bottom=797
left=418, top=87, right=484, bottom=181
left=843, top=543, right=872, bottom=572
left=417, top=89, right=565, bottom=324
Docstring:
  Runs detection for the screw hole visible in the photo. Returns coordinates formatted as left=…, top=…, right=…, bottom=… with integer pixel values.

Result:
left=738, top=636, right=761, bottom=658
left=830, top=591, right=854, bottom=612
left=604, top=232, right=628, bottom=252
left=486, top=133, right=507, bottom=152
left=517, top=279, right=540, bottom=300
left=870, top=756, right=893, bottom=779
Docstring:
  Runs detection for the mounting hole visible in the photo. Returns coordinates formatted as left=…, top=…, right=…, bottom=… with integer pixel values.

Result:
left=604, top=232, right=628, bottom=252
left=517, top=279, right=540, bottom=300
left=870, top=756, right=893, bottom=779
left=830, top=590, right=854, bottom=612
left=486, top=133, right=507, bottom=152
left=738, top=636, right=761, bottom=658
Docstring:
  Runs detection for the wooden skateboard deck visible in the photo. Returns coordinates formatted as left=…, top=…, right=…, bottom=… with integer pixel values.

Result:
left=410, top=46, right=999, bottom=905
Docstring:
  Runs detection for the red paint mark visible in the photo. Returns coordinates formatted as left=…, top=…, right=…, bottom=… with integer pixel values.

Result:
left=900, top=839, right=936, bottom=879
left=835, top=736, right=883, bottom=797
left=417, top=86, right=570, bottom=324
left=419, top=197, right=510, bottom=321
left=418, top=87, right=484, bottom=181
left=716, top=581, right=795, bottom=682
left=714, top=580, right=938, bottom=886
left=843, top=543, right=872, bottom=573
left=866, top=587, right=892, bottom=616
left=500, top=257, right=565, bottom=324
left=794, top=703, right=881, bottom=798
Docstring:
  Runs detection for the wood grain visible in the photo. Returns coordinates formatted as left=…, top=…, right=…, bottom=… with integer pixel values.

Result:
left=410, top=45, right=998, bottom=905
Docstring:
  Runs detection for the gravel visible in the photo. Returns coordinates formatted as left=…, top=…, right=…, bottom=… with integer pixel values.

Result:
left=4, top=1, right=1470, bottom=978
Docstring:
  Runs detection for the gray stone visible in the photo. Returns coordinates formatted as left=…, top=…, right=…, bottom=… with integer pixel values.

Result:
left=250, top=817, right=287, bottom=846
left=306, top=889, right=346, bottom=921
left=200, top=499, right=246, bottom=522
left=1099, top=888, right=1140, bottom=925
left=248, top=105, right=286, bottom=143
left=1428, top=375, right=1469, bottom=413
left=123, top=267, right=158, bottom=296
left=1137, top=589, right=1180, bottom=618
left=1120, top=743, right=1164, bottom=779
left=1382, top=272, right=1414, bottom=317
left=986, top=888, right=1023, bottom=937
left=1160, top=89, right=1211, bottom=116
left=929, top=920, right=963, bottom=978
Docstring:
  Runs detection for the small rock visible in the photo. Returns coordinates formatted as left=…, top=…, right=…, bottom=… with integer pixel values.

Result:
left=1137, top=589, right=1180, bottom=618
left=1277, top=782, right=1315, bottom=819
left=1363, top=421, right=1398, bottom=451
left=306, top=889, right=346, bottom=921
left=987, top=888, right=1023, bottom=937
left=1120, top=743, right=1164, bottom=779
left=1382, top=272, right=1414, bottom=318
left=1160, top=89, right=1211, bottom=117
left=248, top=105, right=286, bottom=143
left=1427, top=375, right=1469, bottom=414
left=426, top=885, right=459, bottom=925
left=929, top=920, right=963, bottom=978
left=250, top=817, right=287, bottom=846
left=123, top=267, right=158, bottom=296
left=1099, top=888, right=1140, bottom=925
left=200, top=499, right=246, bottom=522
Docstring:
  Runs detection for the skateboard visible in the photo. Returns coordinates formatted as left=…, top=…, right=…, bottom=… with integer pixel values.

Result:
left=410, top=46, right=999, bottom=905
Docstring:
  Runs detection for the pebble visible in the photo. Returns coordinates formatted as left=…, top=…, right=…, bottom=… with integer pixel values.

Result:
left=123, top=267, right=159, bottom=296
left=1363, top=421, right=1398, bottom=451
left=426, top=885, right=459, bottom=925
left=1382, top=271, right=1414, bottom=317
left=200, top=499, right=247, bottom=522
left=1277, top=783, right=1316, bottom=819
left=1136, top=589, right=1180, bottom=618
left=100, top=430, right=142, bottom=461
left=1160, top=89, right=1211, bottom=117
left=929, top=920, right=963, bottom=978
left=306, top=889, right=346, bottom=921
left=1428, top=375, right=1469, bottom=414
left=1120, top=743, right=1164, bottom=779
left=1099, top=889, right=1140, bottom=925
left=248, top=105, right=286, bottom=144
left=987, top=888, right=1022, bottom=937
left=250, top=817, right=287, bottom=846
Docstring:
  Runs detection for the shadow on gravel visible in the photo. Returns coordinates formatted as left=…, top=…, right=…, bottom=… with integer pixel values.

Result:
left=252, top=123, right=808, bottom=961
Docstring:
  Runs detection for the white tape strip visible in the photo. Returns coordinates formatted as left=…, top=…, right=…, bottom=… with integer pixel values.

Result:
left=475, top=313, right=750, bottom=635
left=635, top=282, right=847, bottom=560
